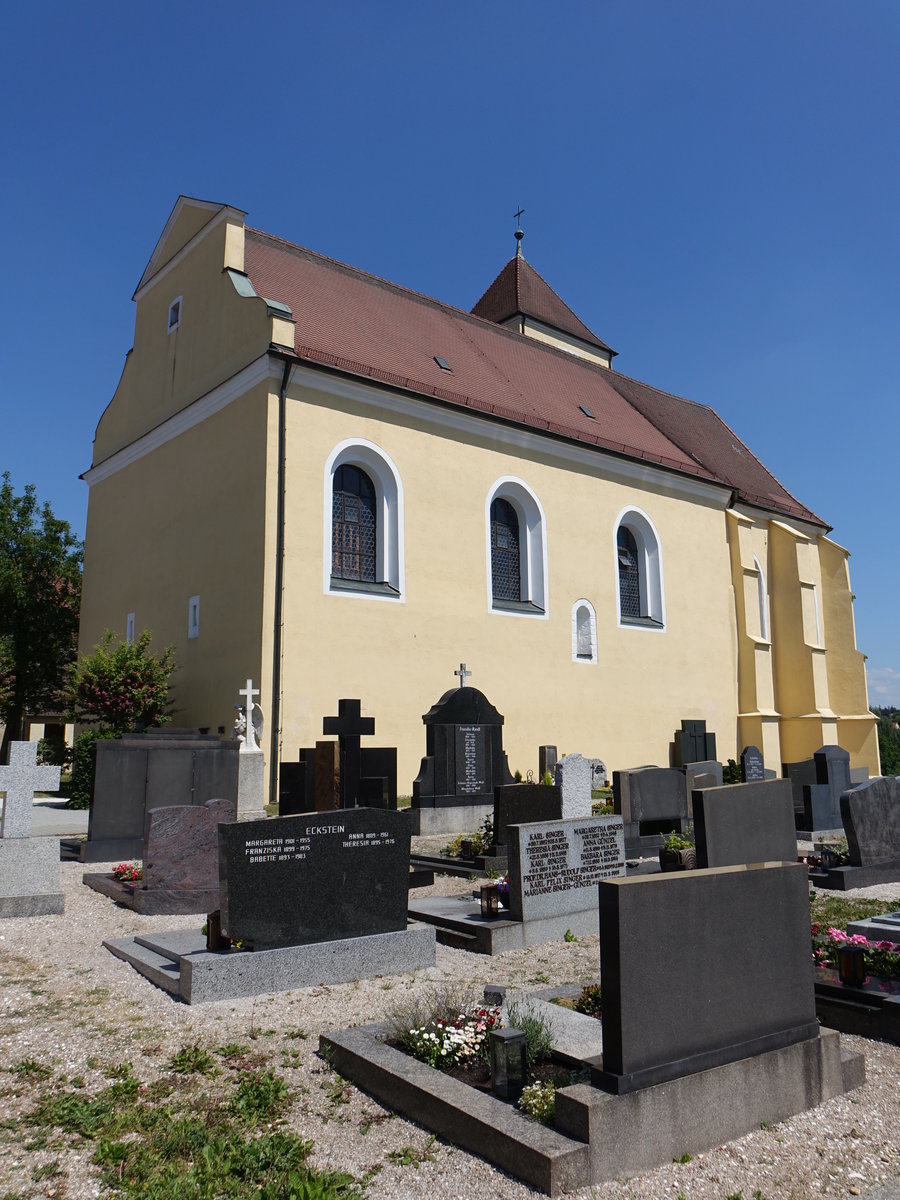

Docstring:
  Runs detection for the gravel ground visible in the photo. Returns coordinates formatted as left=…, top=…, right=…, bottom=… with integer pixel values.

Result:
left=1, top=849, right=899, bottom=1200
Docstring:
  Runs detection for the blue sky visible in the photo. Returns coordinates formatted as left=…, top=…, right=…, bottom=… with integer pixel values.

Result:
left=2, top=1, right=897, bottom=704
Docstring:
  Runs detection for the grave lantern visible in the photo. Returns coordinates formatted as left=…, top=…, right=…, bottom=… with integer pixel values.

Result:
left=490, top=1028, right=526, bottom=1101
left=837, top=944, right=866, bottom=987
left=480, top=882, right=500, bottom=917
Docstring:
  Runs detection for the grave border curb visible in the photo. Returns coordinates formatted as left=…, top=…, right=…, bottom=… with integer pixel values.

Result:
left=320, top=1023, right=589, bottom=1197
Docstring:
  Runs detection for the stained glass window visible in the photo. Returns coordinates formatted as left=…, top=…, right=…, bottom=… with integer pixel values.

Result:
left=332, top=465, right=376, bottom=582
left=491, top=498, right=521, bottom=602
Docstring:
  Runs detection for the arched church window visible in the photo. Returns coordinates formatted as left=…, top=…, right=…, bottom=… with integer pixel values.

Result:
left=572, top=600, right=597, bottom=663
left=490, top=497, right=521, bottom=603
left=332, top=464, right=376, bottom=583
left=617, top=526, right=641, bottom=619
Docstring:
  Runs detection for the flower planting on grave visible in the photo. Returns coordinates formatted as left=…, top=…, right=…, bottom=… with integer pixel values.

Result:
left=811, top=924, right=900, bottom=980
left=112, top=861, right=142, bottom=883
left=442, top=813, right=494, bottom=858
left=574, top=983, right=603, bottom=1019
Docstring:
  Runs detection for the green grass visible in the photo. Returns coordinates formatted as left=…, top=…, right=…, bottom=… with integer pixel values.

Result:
left=809, top=893, right=898, bottom=928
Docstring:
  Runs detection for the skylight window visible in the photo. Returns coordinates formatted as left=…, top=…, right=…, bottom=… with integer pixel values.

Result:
left=579, top=405, right=595, bottom=419
left=434, top=356, right=452, bottom=372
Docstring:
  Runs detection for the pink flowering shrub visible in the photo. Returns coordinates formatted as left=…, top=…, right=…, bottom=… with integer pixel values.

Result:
left=67, top=629, right=175, bottom=735
left=811, top=922, right=900, bottom=980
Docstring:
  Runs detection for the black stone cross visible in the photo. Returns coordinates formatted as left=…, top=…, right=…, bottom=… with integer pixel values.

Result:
left=323, top=699, right=375, bottom=809
left=454, top=662, right=472, bottom=689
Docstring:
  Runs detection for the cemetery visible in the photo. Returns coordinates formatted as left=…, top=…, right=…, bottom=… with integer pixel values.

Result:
left=4, top=692, right=900, bottom=1198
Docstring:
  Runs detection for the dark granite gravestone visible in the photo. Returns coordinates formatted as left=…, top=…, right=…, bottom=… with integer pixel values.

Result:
left=594, top=862, right=818, bottom=1094
left=612, top=766, right=689, bottom=857
left=314, top=740, right=340, bottom=810
left=673, top=720, right=717, bottom=768
left=782, top=757, right=817, bottom=823
left=740, top=745, right=765, bottom=783
left=412, top=687, right=514, bottom=809
left=507, top=815, right=625, bottom=922
left=218, top=808, right=410, bottom=951
left=493, top=783, right=563, bottom=854
left=278, top=754, right=315, bottom=816
left=692, top=780, right=797, bottom=869
left=841, top=776, right=900, bottom=868
left=539, top=746, right=558, bottom=779
left=801, top=745, right=852, bottom=833
left=323, top=700, right=374, bottom=808
left=84, top=730, right=239, bottom=862
left=281, top=738, right=397, bottom=815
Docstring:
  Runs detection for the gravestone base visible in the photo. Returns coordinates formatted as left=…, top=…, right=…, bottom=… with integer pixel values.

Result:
left=237, top=749, right=267, bottom=820
left=83, top=872, right=220, bottom=915
left=555, top=1029, right=860, bottom=1185
left=104, top=923, right=436, bottom=1004
left=407, top=801, right=492, bottom=836
left=796, top=825, right=844, bottom=842
left=80, top=836, right=146, bottom=863
left=846, top=911, right=900, bottom=941
left=808, top=863, right=900, bottom=891
left=406, top=893, right=600, bottom=954
left=0, top=837, right=64, bottom=917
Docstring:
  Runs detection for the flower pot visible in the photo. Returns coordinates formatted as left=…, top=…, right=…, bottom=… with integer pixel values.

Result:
left=659, top=846, right=696, bottom=872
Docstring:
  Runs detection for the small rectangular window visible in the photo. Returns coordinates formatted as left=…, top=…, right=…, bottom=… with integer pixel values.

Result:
left=125, top=612, right=135, bottom=645
left=188, top=595, right=200, bottom=639
left=168, top=297, right=182, bottom=332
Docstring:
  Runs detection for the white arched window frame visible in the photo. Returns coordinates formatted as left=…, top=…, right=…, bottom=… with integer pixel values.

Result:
left=753, top=555, right=769, bottom=641
left=572, top=599, right=597, bottom=663
left=614, top=506, right=665, bottom=630
left=485, top=477, right=548, bottom=618
left=323, top=439, right=405, bottom=601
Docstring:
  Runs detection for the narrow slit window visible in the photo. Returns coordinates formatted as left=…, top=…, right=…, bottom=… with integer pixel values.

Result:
left=168, top=297, right=182, bottom=332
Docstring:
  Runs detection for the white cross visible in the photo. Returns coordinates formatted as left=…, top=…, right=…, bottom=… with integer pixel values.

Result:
left=0, top=742, right=61, bottom=839
left=238, top=678, right=260, bottom=751
left=454, top=663, right=472, bottom=688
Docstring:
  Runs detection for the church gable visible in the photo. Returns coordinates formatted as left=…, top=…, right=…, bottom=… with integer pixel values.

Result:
left=133, top=196, right=246, bottom=298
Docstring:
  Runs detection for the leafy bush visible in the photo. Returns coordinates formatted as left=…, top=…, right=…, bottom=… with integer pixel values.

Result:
left=722, top=758, right=741, bottom=784
left=36, top=735, right=67, bottom=766
left=518, top=1080, right=556, bottom=1124
left=505, top=999, right=554, bottom=1069
left=574, top=984, right=602, bottom=1019
left=663, top=828, right=694, bottom=851
left=67, top=727, right=117, bottom=809
left=67, top=629, right=175, bottom=735
left=443, top=814, right=494, bottom=858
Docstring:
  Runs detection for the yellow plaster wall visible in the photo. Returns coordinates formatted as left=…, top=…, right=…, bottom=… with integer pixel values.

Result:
left=93, top=218, right=270, bottom=463
left=275, top=381, right=739, bottom=790
left=79, top=384, right=276, bottom=738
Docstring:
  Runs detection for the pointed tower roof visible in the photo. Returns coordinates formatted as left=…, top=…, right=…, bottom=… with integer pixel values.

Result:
left=471, top=248, right=615, bottom=358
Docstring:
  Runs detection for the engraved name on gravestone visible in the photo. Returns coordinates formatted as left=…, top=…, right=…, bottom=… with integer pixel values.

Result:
left=740, top=745, right=766, bottom=783
left=456, top=725, right=489, bottom=795
left=507, top=815, right=625, bottom=921
left=218, top=808, right=410, bottom=951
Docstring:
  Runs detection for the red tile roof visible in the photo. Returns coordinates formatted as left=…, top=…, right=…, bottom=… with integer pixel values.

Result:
left=471, top=252, right=615, bottom=356
left=243, top=228, right=827, bottom=529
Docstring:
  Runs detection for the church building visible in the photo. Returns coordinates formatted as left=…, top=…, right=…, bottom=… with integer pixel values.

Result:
left=78, top=196, right=878, bottom=801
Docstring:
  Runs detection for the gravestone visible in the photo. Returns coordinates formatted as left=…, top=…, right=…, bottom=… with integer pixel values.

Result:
left=84, top=798, right=235, bottom=914
left=235, top=678, right=266, bottom=820
left=593, top=861, right=818, bottom=1093
left=0, top=742, right=64, bottom=917
left=278, top=751, right=315, bottom=816
left=281, top=736, right=396, bottom=815
left=693, top=780, right=797, bottom=868
left=85, top=729, right=239, bottom=862
left=673, top=719, right=716, bottom=768
left=740, top=745, right=766, bottom=783
left=318, top=700, right=397, bottom=809
left=507, top=815, right=625, bottom=923
left=219, top=807, right=410, bottom=951
left=589, top=758, right=608, bottom=790
left=683, top=759, right=724, bottom=800
left=782, top=757, right=817, bottom=824
left=554, top=754, right=592, bottom=820
left=411, top=684, right=514, bottom=834
left=801, top=745, right=852, bottom=834
left=612, top=766, right=689, bottom=857
left=538, top=745, right=558, bottom=779
left=493, top=783, right=562, bottom=855
left=841, top=775, right=900, bottom=872
left=315, top=740, right=341, bottom=810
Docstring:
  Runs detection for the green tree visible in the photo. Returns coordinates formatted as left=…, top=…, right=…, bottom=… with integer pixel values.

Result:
left=877, top=716, right=900, bottom=775
left=0, top=474, right=82, bottom=764
left=67, top=629, right=175, bottom=736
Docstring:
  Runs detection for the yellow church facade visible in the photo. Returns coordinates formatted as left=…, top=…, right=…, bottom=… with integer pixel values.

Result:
left=79, top=197, right=878, bottom=801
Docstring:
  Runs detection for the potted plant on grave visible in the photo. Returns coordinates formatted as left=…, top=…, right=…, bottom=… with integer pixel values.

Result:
left=659, top=828, right=696, bottom=872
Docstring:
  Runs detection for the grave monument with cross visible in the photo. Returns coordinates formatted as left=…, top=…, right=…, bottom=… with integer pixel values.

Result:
left=0, top=742, right=64, bottom=916
left=235, top=677, right=266, bottom=820
left=410, top=664, right=515, bottom=835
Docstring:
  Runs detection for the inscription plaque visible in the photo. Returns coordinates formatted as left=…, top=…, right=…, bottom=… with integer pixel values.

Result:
left=507, top=815, right=625, bottom=921
left=455, top=725, right=491, bottom=796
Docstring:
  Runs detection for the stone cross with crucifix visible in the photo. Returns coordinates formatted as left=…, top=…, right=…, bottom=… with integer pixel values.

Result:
left=322, top=699, right=376, bottom=809
left=237, top=678, right=261, bottom=752
left=0, top=743, right=61, bottom=839
left=454, top=663, right=472, bottom=689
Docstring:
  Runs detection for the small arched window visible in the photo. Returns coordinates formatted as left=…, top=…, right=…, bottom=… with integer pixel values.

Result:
left=614, top=508, right=665, bottom=629
left=490, top=498, right=521, bottom=602
left=332, top=464, right=376, bottom=582
left=572, top=600, right=597, bottom=663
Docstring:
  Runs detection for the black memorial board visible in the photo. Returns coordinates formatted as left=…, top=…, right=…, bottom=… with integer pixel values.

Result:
left=455, top=725, right=490, bottom=795
left=218, top=808, right=410, bottom=951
